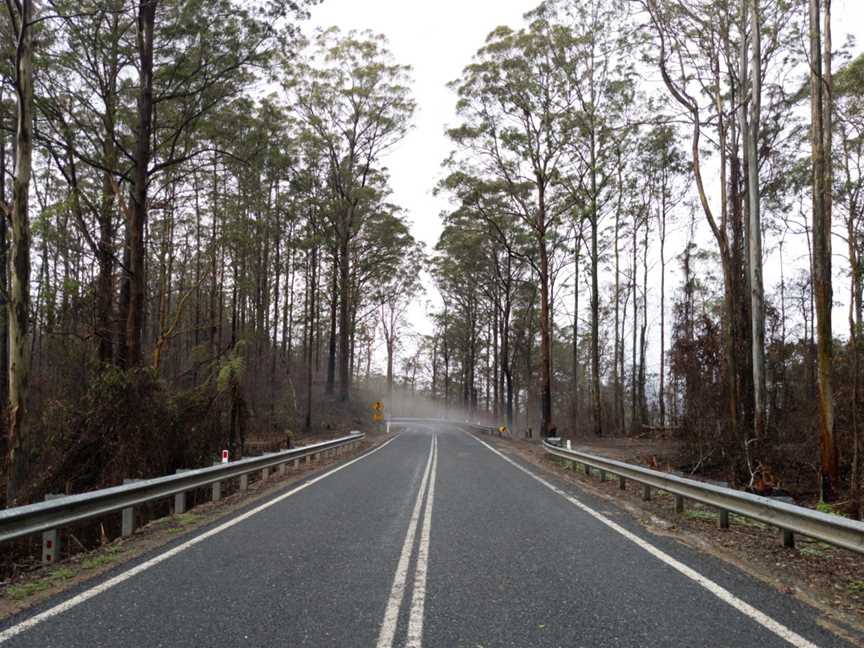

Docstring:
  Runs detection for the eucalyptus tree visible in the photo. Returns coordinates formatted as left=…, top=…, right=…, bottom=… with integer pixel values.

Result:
left=433, top=221, right=490, bottom=413
left=643, top=0, right=806, bottom=474
left=288, top=27, right=415, bottom=403
left=2, top=0, right=35, bottom=504
left=447, top=15, right=575, bottom=437
left=371, top=215, right=424, bottom=396
left=35, top=0, right=131, bottom=364
left=536, top=0, right=637, bottom=436
left=808, top=0, right=838, bottom=501
left=434, top=195, right=530, bottom=428
left=639, top=124, right=687, bottom=429
left=835, top=53, right=864, bottom=517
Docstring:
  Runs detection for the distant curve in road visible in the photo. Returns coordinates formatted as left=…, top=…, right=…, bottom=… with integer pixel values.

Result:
left=0, top=424, right=857, bottom=647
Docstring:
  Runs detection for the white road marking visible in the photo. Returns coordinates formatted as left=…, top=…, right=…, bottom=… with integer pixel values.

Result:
left=376, top=434, right=436, bottom=648
left=406, top=434, right=437, bottom=648
left=0, top=435, right=401, bottom=644
left=469, top=434, right=822, bottom=648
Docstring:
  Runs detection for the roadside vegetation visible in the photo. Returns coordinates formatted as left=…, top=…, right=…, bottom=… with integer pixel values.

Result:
left=425, top=0, right=864, bottom=515
left=0, top=2, right=419, bottom=509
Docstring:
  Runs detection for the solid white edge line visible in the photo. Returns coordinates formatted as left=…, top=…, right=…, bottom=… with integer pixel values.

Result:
left=406, top=433, right=437, bottom=648
left=0, top=434, right=402, bottom=644
left=469, top=434, right=822, bottom=648
left=376, top=435, right=436, bottom=648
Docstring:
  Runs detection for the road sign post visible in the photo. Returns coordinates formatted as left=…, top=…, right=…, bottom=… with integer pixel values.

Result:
left=372, top=401, right=385, bottom=425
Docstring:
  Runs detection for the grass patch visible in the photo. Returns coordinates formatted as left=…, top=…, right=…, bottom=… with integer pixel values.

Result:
left=815, top=501, right=847, bottom=518
left=4, top=567, right=75, bottom=601
left=684, top=509, right=717, bottom=522
left=849, top=581, right=864, bottom=594
left=799, top=542, right=833, bottom=558
left=81, top=551, right=124, bottom=570
left=174, top=513, right=200, bottom=526
left=5, top=581, right=51, bottom=600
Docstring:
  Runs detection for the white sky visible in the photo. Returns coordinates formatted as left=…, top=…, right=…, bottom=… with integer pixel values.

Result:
left=305, top=0, right=864, bottom=374
left=306, top=1, right=542, bottom=342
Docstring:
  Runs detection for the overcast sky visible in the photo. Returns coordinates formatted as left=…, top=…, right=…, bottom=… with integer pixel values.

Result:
left=306, top=1, right=864, bottom=359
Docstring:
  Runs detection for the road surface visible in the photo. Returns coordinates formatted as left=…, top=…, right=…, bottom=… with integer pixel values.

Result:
left=0, top=424, right=857, bottom=647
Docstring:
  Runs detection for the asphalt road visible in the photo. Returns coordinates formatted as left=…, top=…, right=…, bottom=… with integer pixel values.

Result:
left=0, top=424, right=858, bottom=647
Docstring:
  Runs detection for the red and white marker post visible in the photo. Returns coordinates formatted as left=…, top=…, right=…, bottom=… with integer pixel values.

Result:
left=221, top=449, right=229, bottom=464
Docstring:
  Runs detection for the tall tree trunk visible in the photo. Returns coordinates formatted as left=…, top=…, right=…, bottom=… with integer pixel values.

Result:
left=96, top=8, right=121, bottom=365
left=326, top=247, right=337, bottom=395
left=590, top=135, right=602, bottom=437
left=639, top=212, right=649, bottom=426
left=744, top=0, right=767, bottom=440
left=338, top=211, right=352, bottom=402
left=810, top=0, right=839, bottom=501
left=0, top=92, right=9, bottom=460
left=572, top=226, right=580, bottom=428
left=613, top=177, right=623, bottom=434
left=538, top=210, right=553, bottom=437
left=631, top=210, right=639, bottom=435
left=6, top=0, right=35, bottom=505
left=305, top=244, right=317, bottom=432
left=125, top=0, right=157, bottom=367
left=659, top=178, right=667, bottom=429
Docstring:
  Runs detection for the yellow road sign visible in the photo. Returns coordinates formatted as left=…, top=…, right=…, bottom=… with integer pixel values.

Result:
left=373, top=412, right=385, bottom=423
left=372, top=401, right=385, bottom=412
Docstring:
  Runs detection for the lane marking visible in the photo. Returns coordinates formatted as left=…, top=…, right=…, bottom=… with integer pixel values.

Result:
left=376, top=435, right=436, bottom=648
left=469, top=434, right=821, bottom=648
left=0, top=435, right=401, bottom=644
left=406, top=434, right=437, bottom=648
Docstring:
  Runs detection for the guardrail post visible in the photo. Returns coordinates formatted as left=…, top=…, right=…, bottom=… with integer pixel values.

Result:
left=41, top=494, right=64, bottom=565
left=718, top=509, right=730, bottom=529
left=293, top=458, right=300, bottom=469
left=599, top=470, right=608, bottom=482
left=584, top=464, right=591, bottom=477
left=618, top=476, right=626, bottom=490
left=174, top=469, right=190, bottom=514
left=782, top=529, right=795, bottom=549
left=122, top=479, right=143, bottom=537
left=239, top=473, right=249, bottom=492
left=642, top=485, right=652, bottom=501
left=211, top=463, right=222, bottom=501
left=261, top=466, right=269, bottom=482
left=675, top=494, right=685, bottom=514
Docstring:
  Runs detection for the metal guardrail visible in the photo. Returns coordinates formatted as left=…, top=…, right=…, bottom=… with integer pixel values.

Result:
left=0, top=432, right=365, bottom=559
left=542, top=439, right=864, bottom=555
left=389, top=418, right=864, bottom=555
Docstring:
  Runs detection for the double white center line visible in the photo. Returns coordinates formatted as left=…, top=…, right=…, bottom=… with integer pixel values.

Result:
left=377, top=434, right=438, bottom=648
